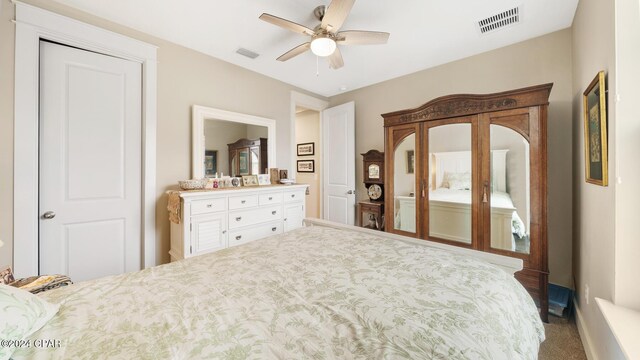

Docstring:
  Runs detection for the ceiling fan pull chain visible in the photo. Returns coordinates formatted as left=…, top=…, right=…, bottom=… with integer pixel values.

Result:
left=316, top=55, right=319, bottom=77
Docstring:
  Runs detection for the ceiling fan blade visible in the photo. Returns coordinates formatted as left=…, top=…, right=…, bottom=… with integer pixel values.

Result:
left=321, top=0, right=355, bottom=32
left=337, top=30, right=390, bottom=45
left=259, top=13, right=315, bottom=36
left=277, top=42, right=311, bottom=62
left=327, top=47, right=344, bottom=69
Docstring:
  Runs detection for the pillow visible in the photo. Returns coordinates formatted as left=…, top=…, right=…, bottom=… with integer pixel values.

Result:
left=0, top=284, right=59, bottom=360
left=442, top=171, right=471, bottom=190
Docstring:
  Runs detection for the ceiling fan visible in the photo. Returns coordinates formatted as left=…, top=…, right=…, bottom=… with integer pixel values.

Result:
left=259, top=0, right=390, bottom=69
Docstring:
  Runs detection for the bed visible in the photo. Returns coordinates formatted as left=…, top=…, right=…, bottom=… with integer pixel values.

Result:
left=8, top=220, right=544, bottom=360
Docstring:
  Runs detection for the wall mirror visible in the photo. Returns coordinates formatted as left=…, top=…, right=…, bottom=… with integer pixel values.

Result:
left=192, top=105, right=276, bottom=179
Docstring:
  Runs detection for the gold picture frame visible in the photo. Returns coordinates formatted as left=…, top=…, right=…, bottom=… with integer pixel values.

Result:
left=583, top=71, right=608, bottom=186
left=406, top=150, right=415, bottom=174
left=241, top=175, right=259, bottom=187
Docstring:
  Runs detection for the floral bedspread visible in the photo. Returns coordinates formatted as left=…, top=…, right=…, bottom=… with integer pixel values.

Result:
left=16, top=225, right=544, bottom=359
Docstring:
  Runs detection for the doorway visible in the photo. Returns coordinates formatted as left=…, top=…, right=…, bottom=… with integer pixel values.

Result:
left=295, top=107, right=322, bottom=218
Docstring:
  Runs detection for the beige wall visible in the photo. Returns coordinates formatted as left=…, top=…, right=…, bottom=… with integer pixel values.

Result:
left=330, top=29, right=574, bottom=288
left=295, top=110, right=321, bottom=218
left=572, top=0, right=640, bottom=358
left=571, top=0, right=621, bottom=358
left=613, top=0, right=640, bottom=311
left=0, top=0, right=324, bottom=268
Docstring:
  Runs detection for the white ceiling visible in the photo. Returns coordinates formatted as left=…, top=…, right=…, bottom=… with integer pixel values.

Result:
left=51, top=0, right=578, bottom=97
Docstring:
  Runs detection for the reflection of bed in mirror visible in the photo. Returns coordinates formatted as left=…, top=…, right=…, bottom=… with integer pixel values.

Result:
left=394, top=150, right=526, bottom=250
left=429, top=150, right=525, bottom=251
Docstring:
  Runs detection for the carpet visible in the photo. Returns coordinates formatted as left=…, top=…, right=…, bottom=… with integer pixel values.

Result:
left=539, top=315, right=587, bottom=360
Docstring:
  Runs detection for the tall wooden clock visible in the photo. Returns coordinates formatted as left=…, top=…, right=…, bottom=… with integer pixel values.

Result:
left=359, top=150, right=385, bottom=231
left=361, top=150, right=384, bottom=202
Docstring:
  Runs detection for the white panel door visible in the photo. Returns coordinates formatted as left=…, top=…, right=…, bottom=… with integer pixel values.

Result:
left=39, top=41, right=142, bottom=282
left=322, top=102, right=355, bottom=225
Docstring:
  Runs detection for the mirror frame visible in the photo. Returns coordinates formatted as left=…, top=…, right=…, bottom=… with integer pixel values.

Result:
left=192, top=105, right=277, bottom=179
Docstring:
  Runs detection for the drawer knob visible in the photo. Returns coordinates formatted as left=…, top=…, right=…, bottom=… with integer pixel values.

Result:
left=268, top=197, right=273, bottom=200
left=291, top=194, right=295, bottom=198
left=236, top=235, right=242, bottom=240
left=241, top=200, right=246, bottom=204
left=272, top=210, right=277, bottom=215
left=235, top=216, right=242, bottom=221
left=284, top=218, right=287, bottom=221
left=222, top=230, right=227, bottom=234
left=206, top=204, right=212, bottom=208
left=272, top=227, right=277, bottom=231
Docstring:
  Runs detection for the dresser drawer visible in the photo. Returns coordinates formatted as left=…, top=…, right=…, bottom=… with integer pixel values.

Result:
left=229, top=206, right=282, bottom=229
left=283, top=189, right=305, bottom=203
left=259, top=192, right=282, bottom=206
left=191, top=198, right=226, bottom=215
left=228, top=221, right=282, bottom=247
left=229, top=194, right=259, bottom=210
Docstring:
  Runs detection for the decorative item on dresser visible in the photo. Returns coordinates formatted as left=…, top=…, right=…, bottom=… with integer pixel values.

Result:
left=382, top=83, right=552, bottom=322
left=358, top=150, right=385, bottom=231
left=228, top=138, right=268, bottom=176
left=168, top=184, right=308, bottom=261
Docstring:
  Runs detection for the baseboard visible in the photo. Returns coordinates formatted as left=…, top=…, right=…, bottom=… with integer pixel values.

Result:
left=574, top=298, right=598, bottom=360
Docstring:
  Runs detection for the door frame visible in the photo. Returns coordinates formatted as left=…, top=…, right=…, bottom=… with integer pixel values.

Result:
left=13, top=3, right=158, bottom=277
left=290, top=91, right=328, bottom=217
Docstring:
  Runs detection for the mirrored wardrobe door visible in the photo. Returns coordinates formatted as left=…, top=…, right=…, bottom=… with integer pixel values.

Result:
left=393, top=133, right=417, bottom=234
left=426, top=122, right=474, bottom=245
left=488, top=124, right=531, bottom=254
left=386, top=124, right=420, bottom=237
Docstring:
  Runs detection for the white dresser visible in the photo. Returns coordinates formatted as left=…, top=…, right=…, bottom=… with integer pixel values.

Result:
left=169, top=184, right=308, bottom=261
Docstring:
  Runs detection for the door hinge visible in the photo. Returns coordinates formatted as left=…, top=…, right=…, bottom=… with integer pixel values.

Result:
left=190, top=245, right=192, bottom=254
left=190, top=223, right=192, bottom=231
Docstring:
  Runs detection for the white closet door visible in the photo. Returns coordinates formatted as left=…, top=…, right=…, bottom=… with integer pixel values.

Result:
left=39, top=41, right=142, bottom=282
left=322, top=101, right=355, bottom=225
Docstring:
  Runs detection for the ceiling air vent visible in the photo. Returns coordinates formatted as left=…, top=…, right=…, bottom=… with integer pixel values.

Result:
left=477, top=7, right=520, bottom=34
left=236, top=48, right=260, bottom=59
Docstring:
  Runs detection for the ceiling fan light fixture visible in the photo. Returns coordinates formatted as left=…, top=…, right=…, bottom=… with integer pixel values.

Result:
left=310, top=36, right=336, bottom=57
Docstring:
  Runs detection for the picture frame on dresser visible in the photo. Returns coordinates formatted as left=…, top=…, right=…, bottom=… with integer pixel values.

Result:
left=583, top=70, right=608, bottom=186
left=242, top=175, right=259, bottom=186
left=257, top=174, right=271, bottom=186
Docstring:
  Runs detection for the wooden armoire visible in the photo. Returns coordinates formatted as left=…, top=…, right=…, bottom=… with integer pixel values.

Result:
left=382, top=84, right=552, bottom=321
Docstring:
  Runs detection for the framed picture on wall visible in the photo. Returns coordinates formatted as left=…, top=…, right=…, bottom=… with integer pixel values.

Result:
left=297, top=142, right=315, bottom=156
left=583, top=70, right=608, bottom=186
left=297, top=160, right=315, bottom=173
left=204, top=150, right=218, bottom=177
left=406, top=150, right=415, bottom=174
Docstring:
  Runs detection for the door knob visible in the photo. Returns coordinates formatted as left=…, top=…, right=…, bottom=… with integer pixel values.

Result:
left=42, top=211, right=56, bottom=220
left=347, top=190, right=355, bottom=195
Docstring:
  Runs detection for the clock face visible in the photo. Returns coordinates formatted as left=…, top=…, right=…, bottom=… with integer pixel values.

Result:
left=368, top=184, right=383, bottom=200
left=368, top=164, right=380, bottom=179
